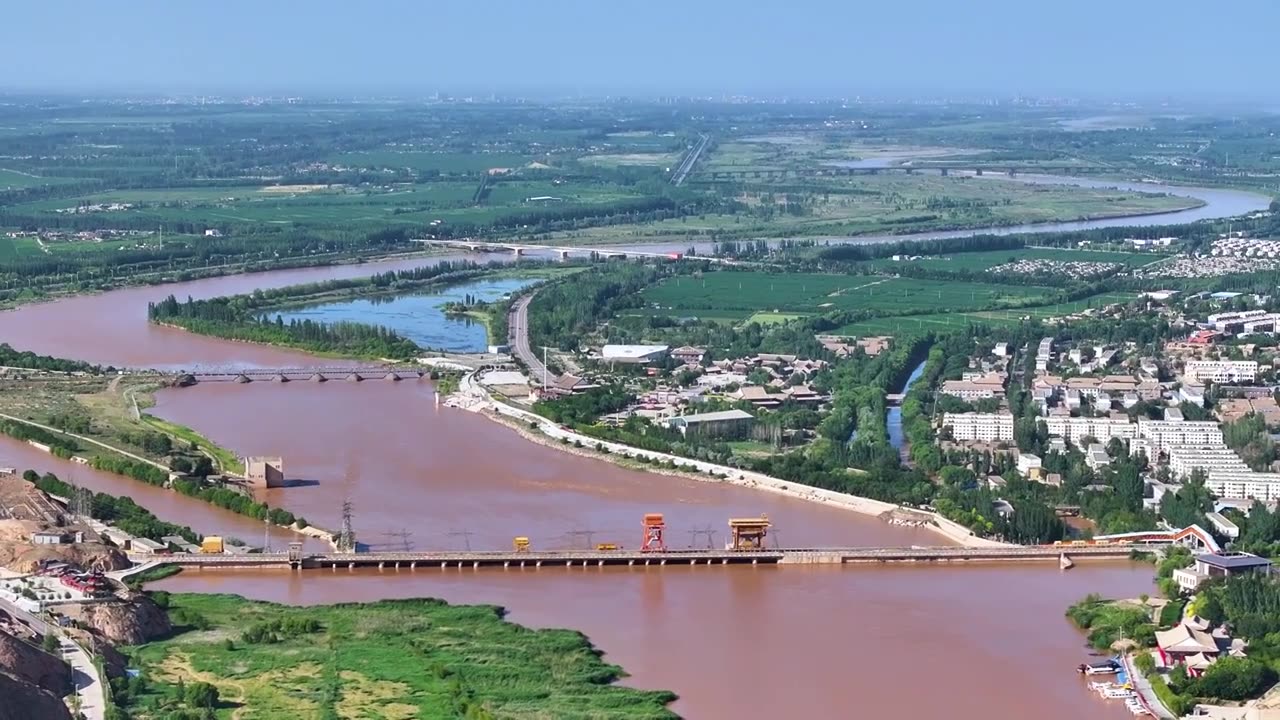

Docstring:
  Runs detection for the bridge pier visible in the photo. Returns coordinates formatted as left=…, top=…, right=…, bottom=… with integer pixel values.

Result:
left=512, top=247, right=524, bottom=257
left=378, top=562, right=384, bottom=569
left=504, top=561, right=509, bottom=568
left=557, top=250, right=570, bottom=261
left=536, top=560, right=542, bottom=567
left=472, top=561, right=478, bottom=569
left=628, top=559, right=634, bottom=566
left=441, top=562, right=447, bottom=569
left=410, top=562, right=415, bottom=569
left=597, top=560, right=603, bottom=567
left=347, top=562, right=354, bottom=570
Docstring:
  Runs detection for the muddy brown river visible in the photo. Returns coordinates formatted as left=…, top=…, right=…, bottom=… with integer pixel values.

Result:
left=11, top=197, right=1263, bottom=715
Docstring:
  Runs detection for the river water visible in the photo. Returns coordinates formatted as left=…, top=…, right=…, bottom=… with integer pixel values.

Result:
left=0, top=178, right=1262, bottom=718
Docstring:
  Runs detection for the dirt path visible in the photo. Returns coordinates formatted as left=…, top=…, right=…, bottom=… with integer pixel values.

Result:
left=159, top=651, right=251, bottom=720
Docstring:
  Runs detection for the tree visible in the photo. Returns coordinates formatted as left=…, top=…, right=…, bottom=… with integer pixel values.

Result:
left=183, top=681, right=220, bottom=708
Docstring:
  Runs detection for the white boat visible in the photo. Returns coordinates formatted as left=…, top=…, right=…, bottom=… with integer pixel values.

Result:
left=1102, top=687, right=1135, bottom=699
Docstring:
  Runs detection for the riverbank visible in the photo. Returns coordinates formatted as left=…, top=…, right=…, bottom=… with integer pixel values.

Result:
left=453, top=385, right=1000, bottom=548
left=116, top=591, right=677, bottom=718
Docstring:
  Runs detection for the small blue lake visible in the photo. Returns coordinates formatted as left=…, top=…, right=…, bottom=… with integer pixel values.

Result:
left=263, top=277, right=537, bottom=353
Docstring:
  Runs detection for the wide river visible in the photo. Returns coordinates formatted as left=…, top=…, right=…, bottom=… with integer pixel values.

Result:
left=0, top=179, right=1267, bottom=718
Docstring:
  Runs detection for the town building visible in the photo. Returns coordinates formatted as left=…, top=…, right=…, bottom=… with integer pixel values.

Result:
left=1035, top=337, right=1054, bottom=372
left=665, top=409, right=755, bottom=439
left=600, top=344, right=670, bottom=364
left=736, top=386, right=784, bottom=409
left=1137, top=420, right=1224, bottom=452
left=1205, top=471, right=1280, bottom=502
left=1183, top=360, right=1258, bottom=384
left=1016, top=454, right=1042, bottom=478
left=1042, top=416, right=1136, bottom=447
left=1085, top=443, right=1111, bottom=470
left=940, top=373, right=1006, bottom=400
left=1173, top=552, right=1273, bottom=592
left=1167, top=445, right=1250, bottom=479
left=941, top=412, right=1015, bottom=443
left=244, top=456, right=285, bottom=489
left=670, top=346, right=706, bottom=365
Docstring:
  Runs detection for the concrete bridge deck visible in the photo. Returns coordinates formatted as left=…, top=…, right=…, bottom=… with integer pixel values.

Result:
left=143, top=543, right=1155, bottom=572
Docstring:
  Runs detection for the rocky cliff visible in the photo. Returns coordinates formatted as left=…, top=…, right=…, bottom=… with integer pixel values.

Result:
left=0, top=671, right=72, bottom=720
left=0, top=629, right=71, bottom=696
left=72, top=592, right=171, bottom=645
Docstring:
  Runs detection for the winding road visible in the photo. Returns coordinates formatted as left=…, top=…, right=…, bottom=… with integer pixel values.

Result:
left=508, top=291, right=556, bottom=388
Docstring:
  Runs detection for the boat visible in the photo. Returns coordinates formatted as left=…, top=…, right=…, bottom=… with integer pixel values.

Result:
left=1079, top=660, right=1120, bottom=675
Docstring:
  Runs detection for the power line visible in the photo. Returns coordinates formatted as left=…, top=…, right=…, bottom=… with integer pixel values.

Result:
left=447, top=529, right=474, bottom=551
left=565, top=529, right=599, bottom=549
left=382, top=529, right=414, bottom=552
left=687, top=526, right=717, bottom=549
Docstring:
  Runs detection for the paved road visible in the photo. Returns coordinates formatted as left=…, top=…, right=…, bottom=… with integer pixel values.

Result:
left=0, top=597, right=106, bottom=720
left=508, top=292, right=557, bottom=388
left=0, top=411, right=168, bottom=472
left=671, top=134, right=709, bottom=186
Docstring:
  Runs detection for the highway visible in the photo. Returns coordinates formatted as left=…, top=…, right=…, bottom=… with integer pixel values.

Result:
left=0, top=596, right=105, bottom=720
left=508, top=291, right=556, bottom=388
left=671, top=134, right=709, bottom=186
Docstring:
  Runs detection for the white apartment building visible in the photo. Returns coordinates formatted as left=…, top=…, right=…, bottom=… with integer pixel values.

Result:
left=1183, top=360, right=1258, bottom=384
left=1035, top=337, right=1054, bottom=372
left=1137, top=420, right=1224, bottom=452
left=940, top=374, right=1005, bottom=401
left=1167, top=444, right=1250, bottom=479
left=942, top=412, right=1015, bottom=443
left=1207, top=309, right=1270, bottom=329
left=1043, top=416, right=1136, bottom=447
left=1206, top=471, right=1280, bottom=502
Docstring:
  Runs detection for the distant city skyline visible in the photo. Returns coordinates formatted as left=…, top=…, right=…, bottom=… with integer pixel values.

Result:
left=4, top=0, right=1278, bottom=101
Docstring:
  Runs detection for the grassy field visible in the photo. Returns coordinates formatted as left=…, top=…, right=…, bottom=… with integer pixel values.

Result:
left=123, top=592, right=676, bottom=719
left=639, top=272, right=1055, bottom=318
left=140, top=413, right=245, bottom=476
left=867, top=247, right=1169, bottom=272
left=832, top=292, right=1138, bottom=336
left=540, top=173, right=1199, bottom=245
left=6, top=179, right=649, bottom=230
left=334, top=151, right=536, bottom=173
left=0, top=168, right=84, bottom=189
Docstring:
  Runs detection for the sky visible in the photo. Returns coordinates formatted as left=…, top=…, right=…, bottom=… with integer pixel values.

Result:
left=3, top=0, right=1277, bottom=100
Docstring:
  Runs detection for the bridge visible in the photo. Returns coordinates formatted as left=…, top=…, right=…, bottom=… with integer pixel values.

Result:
left=177, top=366, right=430, bottom=385
left=144, top=543, right=1156, bottom=572
left=411, top=238, right=732, bottom=264
left=697, top=165, right=1117, bottom=181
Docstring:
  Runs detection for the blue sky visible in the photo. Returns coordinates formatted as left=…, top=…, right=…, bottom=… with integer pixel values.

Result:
left=3, top=0, right=1277, bottom=98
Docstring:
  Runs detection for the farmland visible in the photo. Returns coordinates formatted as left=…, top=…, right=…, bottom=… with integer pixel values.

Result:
left=867, top=247, right=1168, bottom=272
left=832, top=292, right=1139, bottom=336
left=638, top=271, right=1057, bottom=320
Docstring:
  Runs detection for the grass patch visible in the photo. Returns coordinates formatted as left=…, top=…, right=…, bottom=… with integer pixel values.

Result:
left=833, top=292, right=1138, bottom=336
left=122, top=593, right=677, bottom=719
left=140, top=413, right=244, bottom=476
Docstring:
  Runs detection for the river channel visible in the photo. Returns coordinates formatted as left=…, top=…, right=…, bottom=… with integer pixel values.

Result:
left=0, top=178, right=1267, bottom=718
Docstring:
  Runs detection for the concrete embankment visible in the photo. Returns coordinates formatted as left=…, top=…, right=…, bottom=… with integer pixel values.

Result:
left=449, top=383, right=1004, bottom=548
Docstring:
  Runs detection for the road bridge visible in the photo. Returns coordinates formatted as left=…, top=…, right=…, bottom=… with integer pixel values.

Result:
left=699, top=165, right=1116, bottom=181
left=411, top=238, right=733, bottom=264
left=148, top=543, right=1157, bottom=572
left=178, top=366, right=429, bottom=384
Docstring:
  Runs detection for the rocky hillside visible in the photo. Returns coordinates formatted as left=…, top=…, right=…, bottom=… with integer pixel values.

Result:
left=69, top=592, right=171, bottom=645
left=0, top=671, right=72, bottom=720
left=0, top=629, right=71, bottom=697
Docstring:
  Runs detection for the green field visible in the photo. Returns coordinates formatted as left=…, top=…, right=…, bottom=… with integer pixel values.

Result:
left=832, top=292, right=1139, bottom=336
left=0, top=168, right=84, bottom=189
left=334, top=151, right=536, bottom=173
left=7, top=179, right=648, bottom=230
left=868, top=247, right=1168, bottom=272
left=639, top=272, right=1055, bottom=318
left=123, top=592, right=676, bottom=719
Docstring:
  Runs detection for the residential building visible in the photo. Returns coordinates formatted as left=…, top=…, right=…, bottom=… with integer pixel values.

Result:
left=736, top=386, right=783, bottom=409
left=1016, top=453, right=1042, bottom=478
left=942, top=412, right=1015, bottom=443
left=1179, top=383, right=1206, bottom=406
left=1173, top=552, right=1272, bottom=592
left=670, top=346, right=706, bottom=365
left=1043, top=416, right=1136, bottom=447
left=1035, top=337, right=1054, bottom=372
left=600, top=344, right=670, bottom=364
left=1168, top=445, right=1250, bottom=479
left=1085, top=443, right=1111, bottom=470
left=1184, top=360, right=1258, bottom=384
left=1205, top=471, right=1280, bottom=502
left=940, top=375, right=1005, bottom=400
left=992, top=342, right=1009, bottom=357
left=1218, top=396, right=1280, bottom=426
left=665, top=409, right=755, bottom=439
left=1137, top=420, right=1224, bottom=452
left=1205, top=512, right=1240, bottom=540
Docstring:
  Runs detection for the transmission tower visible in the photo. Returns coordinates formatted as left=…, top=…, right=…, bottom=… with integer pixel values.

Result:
left=382, top=529, right=414, bottom=552
left=687, top=526, right=717, bottom=549
left=335, top=499, right=356, bottom=552
left=447, top=529, right=474, bottom=551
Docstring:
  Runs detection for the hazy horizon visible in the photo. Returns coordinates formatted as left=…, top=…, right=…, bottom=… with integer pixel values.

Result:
left=5, top=0, right=1279, bottom=101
